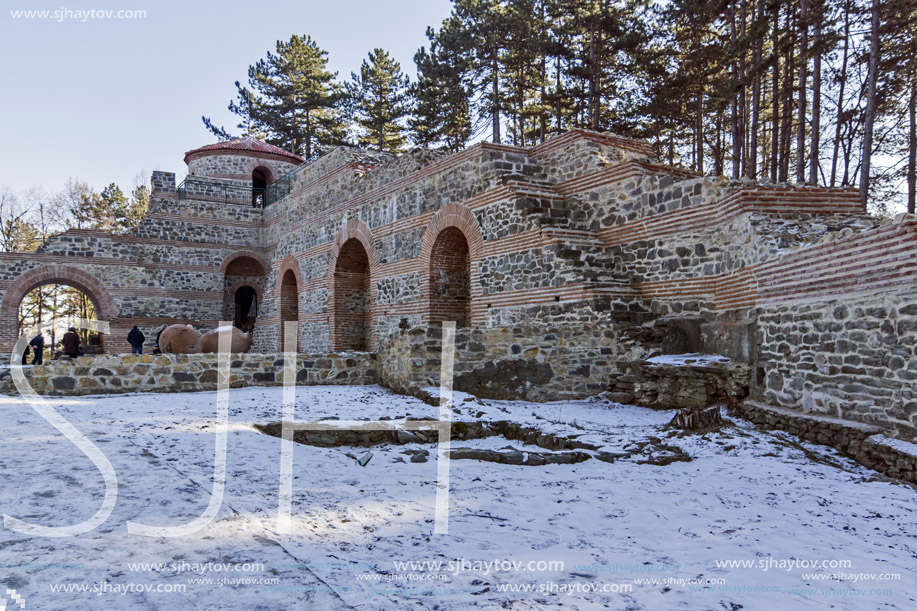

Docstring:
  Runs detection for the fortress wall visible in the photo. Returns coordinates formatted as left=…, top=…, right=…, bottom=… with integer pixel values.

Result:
left=259, top=144, right=603, bottom=353
left=378, top=319, right=655, bottom=402
left=6, top=129, right=917, bottom=445
left=0, top=351, right=377, bottom=396
left=529, top=128, right=655, bottom=183
left=0, top=172, right=265, bottom=354
left=750, top=217, right=917, bottom=436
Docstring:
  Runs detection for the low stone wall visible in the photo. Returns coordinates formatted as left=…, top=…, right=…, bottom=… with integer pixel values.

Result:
left=606, top=357, right=751, bottom=409
left=0, top=352, right=377, bottom=396
left=377, top=322, right=650, bottom=402
left=738, top=401, right=917, bottom=484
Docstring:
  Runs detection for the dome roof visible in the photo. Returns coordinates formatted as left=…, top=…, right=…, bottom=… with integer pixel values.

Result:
left=184, top=137, right=304, bottom=164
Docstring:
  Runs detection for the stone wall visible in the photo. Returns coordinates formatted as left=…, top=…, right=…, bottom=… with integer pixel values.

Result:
left=186, top=153, right=298, bottom=183
left=738, top=401, right=917, bottom=484
left=2, top=127, right=917, bottom=446
left=0, top=352, right=377, bottom=396
left=755, top=286, right=917, bottom=438
left=606, top=357, right=751, bottom=409
left=377, top=321, right=653, bottom=402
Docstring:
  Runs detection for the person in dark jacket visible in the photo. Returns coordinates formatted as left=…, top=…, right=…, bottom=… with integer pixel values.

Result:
left=29, top=332, right=45, bottom=365
left=62, top=328, right=81, bottom=358
left=21, top=343, right=30, bottom=365
left=127, top=325, right=145, bottom=355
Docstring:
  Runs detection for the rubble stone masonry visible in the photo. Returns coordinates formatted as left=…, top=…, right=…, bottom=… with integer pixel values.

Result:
left=2, top=129, right=916, bottom=448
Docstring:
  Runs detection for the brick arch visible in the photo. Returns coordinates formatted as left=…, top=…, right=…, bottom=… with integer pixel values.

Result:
left=327, top=219, right=380, bottom=279
left=0, top=265, right=116, bottom=355
left=419, top=204, right=484, bottom=326
left=276, top=255, right=301, bottom=352
left=327, top=219, right=379, bottom=351
left=276, top=254, right=302, bottom=291
left=220, top=250, right=268, bottom=275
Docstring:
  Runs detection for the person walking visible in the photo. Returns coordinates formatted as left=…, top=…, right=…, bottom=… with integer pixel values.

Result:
left=62, top=327, right=81, bottom=359
left=127, top=325, right=146, bottom=355
left=29, top=332, right=45, bottom=365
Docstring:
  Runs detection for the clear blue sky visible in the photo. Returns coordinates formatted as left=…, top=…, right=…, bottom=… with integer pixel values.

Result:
left=0, top=0, right=453, bottom=195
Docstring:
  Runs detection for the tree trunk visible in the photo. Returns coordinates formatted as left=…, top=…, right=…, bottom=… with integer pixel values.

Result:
left=771, top=0, right=781, bottom=181
left=555, top=58, right=562, bottom=133
left=740, top=0, right=748, bottom=174
left=540, top=0, right=547, bottom=143
left=859, top=0, right=880, bottom=209
left=780, top=14, right=794, bottom=183
left=809, top=3, right=822, bottom=184
left=796, top=0, right=808, bottom=183
left=304, top=111, right=312, bottom=160
left=750, top=0, right=762, bottom=178
left=492, top=47, right=501, bottom=144
left=696, top=92, right=705, bottom=175
left=593, top=1, right=604, bottom=130
left=909, top=80, right=916, bottom=214
left=831, top=3, right=850, bottom=187
left=588, top=16, right=597, bottom=131
left=540, top=55, right=547, bottom=142
left=730, top=2, right=741, bottom=178
left=715, top=110, right=724, bottom=176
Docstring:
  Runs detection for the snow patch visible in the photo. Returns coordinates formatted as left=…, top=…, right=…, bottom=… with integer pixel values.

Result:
left=645, top=352, right=731, bottom=366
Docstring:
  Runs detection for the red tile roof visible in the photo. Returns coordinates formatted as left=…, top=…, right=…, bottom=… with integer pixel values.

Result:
left=184, top=137, right=304, bottom=164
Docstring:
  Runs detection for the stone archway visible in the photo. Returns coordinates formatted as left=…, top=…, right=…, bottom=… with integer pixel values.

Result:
left=222, top=251, right=267, bottom=332
left=276, top=255, right=301, bottom=352
left=0, top=265, right=116, bottom=355
left=419, top=204, right=484, bottom=327
left=327, top=220, right=379, bottom=351
left=332, top=239, right=371, bottom=350
left=429, top=227, right=471, bottom=327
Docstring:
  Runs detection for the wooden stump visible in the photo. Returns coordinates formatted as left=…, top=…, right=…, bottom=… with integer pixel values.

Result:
left=669, top=405, right=724, bottom=430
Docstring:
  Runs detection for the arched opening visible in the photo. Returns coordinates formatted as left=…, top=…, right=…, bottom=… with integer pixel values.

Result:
left=252, top=166, right=271, bottom=207
left=222, top=253, right=266, bottom=333
left=0, top=266, right=115, bottom=357
left=429, top=226, right=471, bottom=328
left=279, top=269, right=299, bottom=352
left=333, top=238, right=371, bottom=351
left=233, top=286, right=258, bottom=332
left=18, top=283, right=102, bottom=357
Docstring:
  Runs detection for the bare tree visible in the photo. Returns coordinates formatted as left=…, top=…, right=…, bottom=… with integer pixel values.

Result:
left=860, top=0, right=881, bottom=208
left=0, top=187, right=35, bottom=252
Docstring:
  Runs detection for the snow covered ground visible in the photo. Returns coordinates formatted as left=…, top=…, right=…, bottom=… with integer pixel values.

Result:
left=1, top=384, right=915, bottom=610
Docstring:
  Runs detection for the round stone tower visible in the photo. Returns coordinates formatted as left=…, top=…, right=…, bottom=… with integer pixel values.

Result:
left=183, top=137, right=303, bottom=190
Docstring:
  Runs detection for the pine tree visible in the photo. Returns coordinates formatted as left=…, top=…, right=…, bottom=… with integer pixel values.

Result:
left=351, top=49, right=410, bottom=152
left=127, top=185, right=150, bottom=230
left=454, top=0, right=512, bottom=143
left=411, top=21, right=474, bottom=152
left=203, top=35, right=347, bottom=159
left=99, top=183, right=129, bottom=232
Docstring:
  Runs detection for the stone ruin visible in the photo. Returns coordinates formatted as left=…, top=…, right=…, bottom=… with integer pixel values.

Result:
left=2, top=129, right=917, bottom=470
